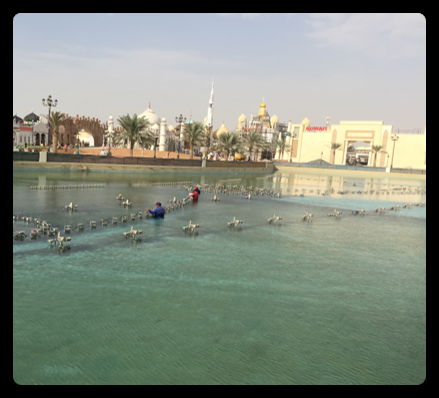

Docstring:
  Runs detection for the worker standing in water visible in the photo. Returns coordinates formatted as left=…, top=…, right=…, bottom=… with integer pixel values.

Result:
left=146, top=202, right=166, bottom=218
left=189, top=190, right=199, bottom=202
left=188, top=185, right=200, bottom=202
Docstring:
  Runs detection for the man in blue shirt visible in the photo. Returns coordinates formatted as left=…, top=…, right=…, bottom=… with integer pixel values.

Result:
left=147, top=202, right=165, bottom=218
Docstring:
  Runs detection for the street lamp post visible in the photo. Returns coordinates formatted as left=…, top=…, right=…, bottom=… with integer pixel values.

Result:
left=175, top=114, right=186, bottom=159
left=153, top=137, right=159, bottom=159
left=207, top=125, right=213, bottom=149
left=42, top=94, right=58, bottom=147
left=387, top=134, right=399, bottom=172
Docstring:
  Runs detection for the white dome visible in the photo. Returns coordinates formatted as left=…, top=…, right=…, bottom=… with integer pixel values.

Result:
left=138, top=104, right=160, bottom=126
left=77, top=129, right=95, bottom=146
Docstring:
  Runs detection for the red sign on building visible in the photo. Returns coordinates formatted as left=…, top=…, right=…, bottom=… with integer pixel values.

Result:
left=306, top=126, right=328, bottom=131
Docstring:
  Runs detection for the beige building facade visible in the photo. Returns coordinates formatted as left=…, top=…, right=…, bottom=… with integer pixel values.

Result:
left=277, top=119, right=425, bottom=171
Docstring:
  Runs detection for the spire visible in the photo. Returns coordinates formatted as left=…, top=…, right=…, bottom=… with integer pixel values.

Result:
left=209, top=80, right=214, bottom=105
left=206, top=80, right=214, bottom=128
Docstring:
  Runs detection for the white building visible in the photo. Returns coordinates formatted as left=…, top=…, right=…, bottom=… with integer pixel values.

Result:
left=136, top=103, right=174, bottom=150
left=13, top=113, right=49, bottom=146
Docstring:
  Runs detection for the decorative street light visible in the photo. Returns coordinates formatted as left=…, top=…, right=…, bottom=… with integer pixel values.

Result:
left=390, top=133, right=399, bottom=171
left=153, top=136, right=159, bottom=159
left=175, top=113, right=186, bottom=159
left=42, top=94, right=58, bottom=146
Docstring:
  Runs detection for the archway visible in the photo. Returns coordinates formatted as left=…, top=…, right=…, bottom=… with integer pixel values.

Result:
left=41, top=134, right=46, bottom=146
left=344, top=140, right=371, bottom=166
left=261, top=149, right=275, bottom=160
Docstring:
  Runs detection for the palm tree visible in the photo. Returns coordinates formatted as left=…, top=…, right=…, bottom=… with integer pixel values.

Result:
left=242, top=130, right=264, bottom=161
left=276, top=133, right=287, bottom=160
left=49, top=111, right=66, bottom=152
left=183, top=121, right=206, bottom=159
left=371, top=145, right=382, bottom=167
left=116, top=114, right=151, bottom=156
left=217, top=132, right=241, bottom=160
left=331, top=142, right=342, bottom=164
left=137, top=129, right=155, bottom=156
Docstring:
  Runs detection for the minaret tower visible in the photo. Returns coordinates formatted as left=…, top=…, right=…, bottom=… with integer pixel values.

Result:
left=206, top=80, right=214, bottom=145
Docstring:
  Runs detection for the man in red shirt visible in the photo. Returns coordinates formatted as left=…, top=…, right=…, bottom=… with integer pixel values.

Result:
left=189, top=190, right=199, bottom=202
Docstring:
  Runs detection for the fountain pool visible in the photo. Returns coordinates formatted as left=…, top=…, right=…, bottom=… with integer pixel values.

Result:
left=13, top=169, right=426, bottom=385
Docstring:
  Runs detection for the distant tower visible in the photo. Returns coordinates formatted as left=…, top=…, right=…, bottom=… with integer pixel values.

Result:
left=159, top=117, right=167, bottom=152
left=206, top=80, right=214, bottom=144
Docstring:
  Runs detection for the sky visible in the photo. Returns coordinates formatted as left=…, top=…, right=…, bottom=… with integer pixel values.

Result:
left=13, top=13, right=426, bottom=130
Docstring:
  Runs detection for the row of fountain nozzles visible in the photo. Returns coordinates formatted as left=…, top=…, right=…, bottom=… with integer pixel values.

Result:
left=30, top=184, right=105, bottom=190
left=116, top=194, right=133, bottom=208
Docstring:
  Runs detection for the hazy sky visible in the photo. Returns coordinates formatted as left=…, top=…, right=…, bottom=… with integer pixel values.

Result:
left=13, top=13, right=426, bottom=130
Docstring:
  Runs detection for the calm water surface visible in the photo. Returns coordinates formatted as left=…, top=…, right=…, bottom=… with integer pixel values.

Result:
left=13, top=169, right=426, bottom=385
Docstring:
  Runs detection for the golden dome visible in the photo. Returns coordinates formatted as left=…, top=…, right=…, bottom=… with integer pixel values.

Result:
left=237, top=114, right=247, bottom=130
left=216, top=123, right=229, bottom=137
left=258, top=101, right=267, bottom=119
left=270, top=114, right=278, bottom=125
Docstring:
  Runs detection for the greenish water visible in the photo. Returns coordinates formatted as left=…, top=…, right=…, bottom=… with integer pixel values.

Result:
left=13, top=169, right=426, bottom=385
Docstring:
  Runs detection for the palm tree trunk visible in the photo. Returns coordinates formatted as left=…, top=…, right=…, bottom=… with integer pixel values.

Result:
left=190, top=143, right=193, bottom=159
left=52, top=130, right=58, bottom=153
left=130, top=142, right=134, bottom=157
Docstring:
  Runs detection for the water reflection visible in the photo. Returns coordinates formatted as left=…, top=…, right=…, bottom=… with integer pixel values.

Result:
left=14, top=168, right=426, bottom=205
left=271, top=172, right=426, bottom=203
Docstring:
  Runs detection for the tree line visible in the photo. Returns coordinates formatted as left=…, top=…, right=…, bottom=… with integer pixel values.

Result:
left=47, top=112, right=287, bottom=160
